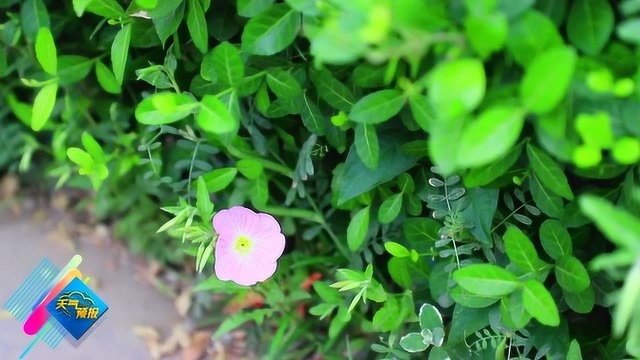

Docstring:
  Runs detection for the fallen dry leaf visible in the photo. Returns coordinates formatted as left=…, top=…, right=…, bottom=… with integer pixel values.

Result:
left=50, top=192, right=69, bottom=211
left=133, top=325, right=161, bottom=342
left=0, top=175, right=19, bottom=200
left=182, top=330, right=211, bottom=360
left=223, top=291, right=264, bottom=315
left=174, top=287, right=193, bottom=317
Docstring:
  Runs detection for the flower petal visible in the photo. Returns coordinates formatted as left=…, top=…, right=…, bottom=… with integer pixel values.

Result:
left=253, top=233, right=286, bottom=263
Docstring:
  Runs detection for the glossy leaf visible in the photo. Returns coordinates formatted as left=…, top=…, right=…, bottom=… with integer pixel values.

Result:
left=520, top=46, right=576, bottom=114
left=540, top=220, right=572, bottom=260
left=427, top=59, right=485, bottom=120
left=556, top=256, right=590, bottom=292
left=347, top=207, right=370, bottom=251
left=453, top=264, right=520, bottom=297
left=187, top=0, right=208, bottom=53
left=241, top=4, right=300, bottom=56
left=111, top=23, right=132, bottom=86
left=527, top=144, right=574, bottom=200
left=503, top=224, right=540, bottom=273
left=197, top=95, right=238, bottom=134
left=35, top=27, right=56, bottom=75
left=31, top=83, right=58, bottom=131
left=349, top=90, right=406, bottom=124
left=135, top=92, right=199, bottom=125
left=354, top=124, right=379, bottom=170
left=456, top=105, right=524, bottom=168
left=566, top=0, right=613, bottom=55
left=95, top=61, right=121, bottom=94
left=522, top=279, right=560, bottom=326
left=378, top=193, right=402, bottom=224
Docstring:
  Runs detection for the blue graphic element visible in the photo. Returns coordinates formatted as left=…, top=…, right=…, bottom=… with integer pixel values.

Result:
left=3, top=258, right=67, bottom=349
left=45, top=278, right=109, bottom=340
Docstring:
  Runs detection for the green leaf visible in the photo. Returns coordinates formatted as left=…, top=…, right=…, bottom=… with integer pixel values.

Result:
left=567, top=339, right=583, bottom=360
left=338, top=132, right=418, bottom=205
left=81, top=132, right=106, bottom=163
left=236, top=159, right=264, bottom=180
left=527, top=144, right=574, bottom=200
left=67, top=147, right=93, bottom=168
left=427, top=58, right=485, bottom=120
left=354, top=124, right=379, bottom=170
left=373, top=298, right=402, bottom=332
left=503, top=224, right=540, bottom=273
left=153, top=1, right=185, bottom=45
left=579, top=195, right=640, bottom=252
left=502, top=290, right=532, bottom=329
left=404, top=218, right=440, bottom=252
left=111, top=23, right=132, bottom=86
left=540, top=220, right=572, bottom=260
left=347, top=207, right=370, bottom=251
left=506, top=10, right=563, bottom=66
left=399, top=332, right=428, bottom=353
left=409, top=94, right=435, bottom=133
left=614, top=262, right=640, bottom=337
left=237, top=0, right=274, bottom=17
left=566, top=0, right=614, bottom=55
left=82, top=0, right=127, bottom=18
left=465, top=13, right=508, bottom=58
left=197, top=95, right=239, bottom=134
left=135, top=92, right=199, bottom=125
left=95, top=61, right=121, bottom=94
left=309, top=69, right=356, bottom=112
left=136, top=0, right=159, bottom=10
left=388, top=257, right=412, bottom=289
left=313, top=282, right=342, bottom=304
left=449, top=287, right=500, bottom=308
left=241, top=3, right=300, bottom=56
left=555, top=256, right=590, bottom=292
left=194, top=274, right=247, bottom=293
left=378, top=193, right=402, bottom=224
left=212, top=312, right=254, bottom=339
left=419, top=303, right=444, bottom=330
left=456, top=105, right=524, bottom=168
left=617, top=19, right=640, bottom=45
left=349, top=90, right=406, bottom=124
left=196, top=176, right=214, bottom=220
left=301, top=93, right=326, bottom=135
left=204, top=41, right=244, bottom=86
left=57, top=55, right=94, bottom=86
left=20, top=0, right=50, bottom=42
left=463, top=143, right=522, bottom=187
left=35, top=27, right=56, bottom=75
left=385, top=242, right=410, bottom=258
left=266, top=69, right=302, bottom=99
left=453, top=264, right=520, bottom=297
left=187, top=0, right=208, bottom=53
left=31, top=83, right=58, bottom=131
left=461, top=187, right=498, bottom=245
left=522, top=279, right=560, bottom=326
left=564, top=286, right=595, bottom=314
left=202, top=168, right=238, bottom=192
left=529, top=173, right=564, bottom=218
left=520, top=46, right=577, bottom=114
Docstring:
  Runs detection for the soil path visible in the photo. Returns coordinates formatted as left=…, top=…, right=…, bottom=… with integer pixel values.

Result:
left=0, top=213, right=182, bottom=360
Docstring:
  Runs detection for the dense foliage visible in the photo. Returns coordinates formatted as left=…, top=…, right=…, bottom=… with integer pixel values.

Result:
left=2, top=0, right=640, bottom=358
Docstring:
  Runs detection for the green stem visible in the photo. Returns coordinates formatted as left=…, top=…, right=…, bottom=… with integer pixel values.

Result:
left=227, top=145, right=293, bottom=178
left=186, top=140, right=201, bottom=205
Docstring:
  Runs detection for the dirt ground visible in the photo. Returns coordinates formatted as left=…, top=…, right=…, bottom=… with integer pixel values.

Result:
left=0, top=210, right=184, bottom=360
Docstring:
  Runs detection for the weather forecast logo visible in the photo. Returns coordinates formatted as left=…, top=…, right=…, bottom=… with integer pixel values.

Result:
left=3, top=255, right=108, bottom=358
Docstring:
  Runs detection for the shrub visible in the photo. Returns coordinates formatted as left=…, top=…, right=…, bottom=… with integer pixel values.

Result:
left=2, top=0, right=640, bottom=359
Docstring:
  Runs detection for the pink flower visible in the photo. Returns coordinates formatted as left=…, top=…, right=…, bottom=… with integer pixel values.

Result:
left=212, top=206, right=286, bottom=286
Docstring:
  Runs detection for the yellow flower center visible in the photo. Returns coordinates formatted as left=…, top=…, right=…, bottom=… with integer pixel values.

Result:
left=234, top=235, right=253, bottom=256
